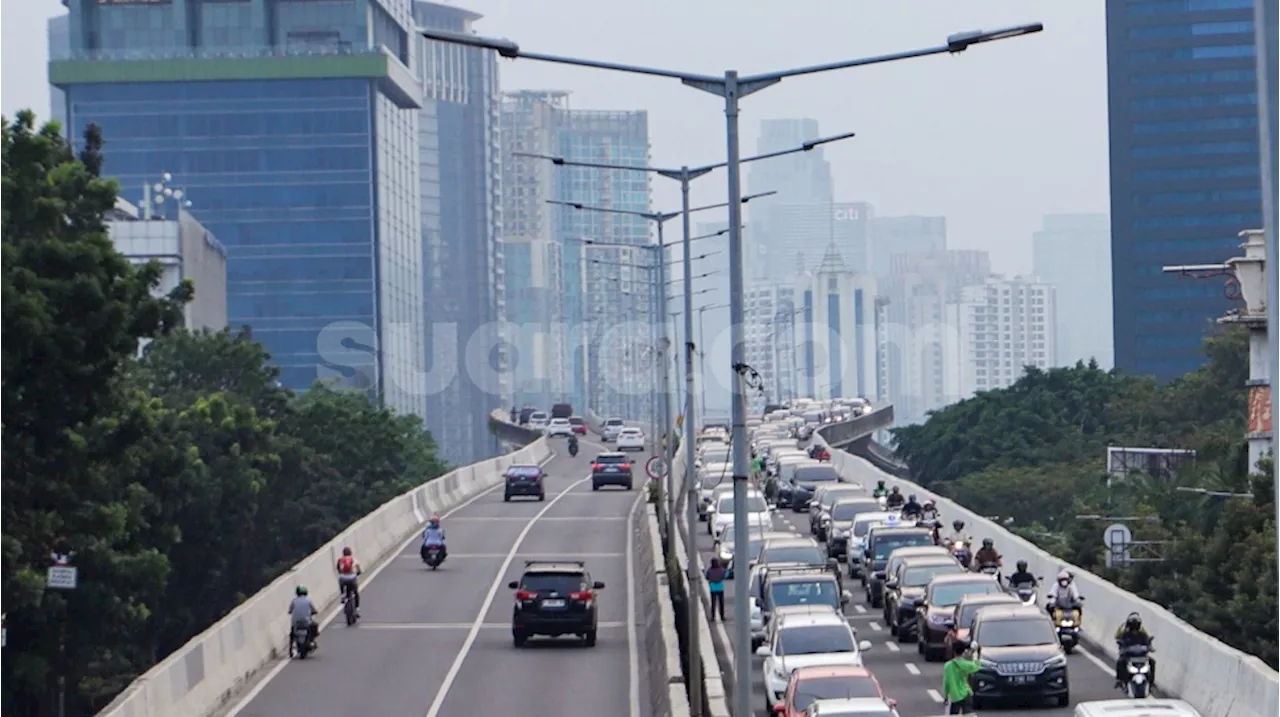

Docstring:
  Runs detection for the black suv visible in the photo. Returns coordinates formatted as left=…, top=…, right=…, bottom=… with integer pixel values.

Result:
left=787, top=464, right=841, bottom=512
left=883, top=555, right=965, bottom=641
left=861, top=526, right=937, bottom=607
left=504, top=464, right=546, bottom=502
left=508, top=561, right=606, bottom=647
left=591, top=452, right=634, bottom=491
left=968, top=605, right=1070, bottom=708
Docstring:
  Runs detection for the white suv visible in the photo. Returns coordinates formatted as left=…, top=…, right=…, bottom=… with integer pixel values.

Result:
left=528, top=411, right=549, bottom=429
left=616, top=427, right=646, bottom=452
left=601, top=417, right=625, bottom=442
left=547, top=417, right=573, bottom=437
left=757, top=611, right=874, bottom=710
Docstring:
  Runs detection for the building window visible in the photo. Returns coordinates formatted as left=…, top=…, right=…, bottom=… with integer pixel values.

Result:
left=1128, top=20, right=1254, bottom=39
left=1131, top=116, right=1258, bottom=135
left=1133, top=164, right=1259, bottom=181
left=1127, top=0, right=1255, bottom=14
left=1130, top=92, right=1257, bottom=111
left=1132, top=188, right=1261, bottom=205
left=1132, top=212, right=1261, bottom=229
left=1131, top=140, right=1257, bottom=158
left=1129, top=45, right=1256, bottom=63
left=1129, top=68, right=1256, bottom=85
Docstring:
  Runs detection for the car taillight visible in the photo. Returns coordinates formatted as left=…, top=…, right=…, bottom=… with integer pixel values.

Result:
left=620, top=464, right=632, bottom=470
left=570, top=590, right=594, bottom=601
left=516, top=590, right=537, bottom=600
left=592, top=463, right=603, bottom=470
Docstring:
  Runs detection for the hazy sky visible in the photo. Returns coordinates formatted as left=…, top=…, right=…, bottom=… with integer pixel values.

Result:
left=2, top=0, right=1110, bottom=275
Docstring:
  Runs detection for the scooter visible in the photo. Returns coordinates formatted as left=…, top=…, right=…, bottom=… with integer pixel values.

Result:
left=568, top=440, right=579, bottom=458
left=1051, top=604, right=1083, bottom=653
left=950, top=540, right=972, bottom=569
left=1120, top=644, right=1153, bottom=698
left=1008, top=579, right=1039, bottom=607
left=422, top=544, right=446, bottom=570
left=289, top=623, right=315, bottom=659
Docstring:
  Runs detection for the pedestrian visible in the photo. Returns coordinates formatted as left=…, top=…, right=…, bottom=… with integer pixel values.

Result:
left=705, top=557, right=727, bottom=621
left=942, top=638, right=983, bottom=714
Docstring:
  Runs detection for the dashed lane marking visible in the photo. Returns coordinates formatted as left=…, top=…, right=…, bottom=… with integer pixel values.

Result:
left=905, top=662, right=921, bottom=676
left=400, top=552, right=625, bottom=559
left=885, top=642, right=900, bottom=652
left=927, top=689, right=944, bottom=703
left=868, top=621, right=883, bottom=631
left=853, top=604, right=867, bottom=614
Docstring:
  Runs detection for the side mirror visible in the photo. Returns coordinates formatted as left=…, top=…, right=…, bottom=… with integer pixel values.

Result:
left=751, top=636, right=765, bottom=651
left=593, top=581, right=606, bottom=590
left=755, top=645, right=771, bottom=657
left=885, top=579, right=899, bottom=589
left=857, top=640, right=874, bottom=651
left=841, top=590, right=853, bottom=604
left=874, top=571, right=885, bottom=580
left=886, top=698, right=898, bottom=708
left=943, top=618, right=956, bottom=628
left=507, top=581, right=519, bottom=589
left=827, top=558, right=839, bottom=571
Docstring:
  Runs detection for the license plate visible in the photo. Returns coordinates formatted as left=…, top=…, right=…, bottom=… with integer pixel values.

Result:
left=1010, top=675, right=1034, bottom=685
left=607, top=467, right=619, bottom=472
left=542, top=599, right=566, bottom=608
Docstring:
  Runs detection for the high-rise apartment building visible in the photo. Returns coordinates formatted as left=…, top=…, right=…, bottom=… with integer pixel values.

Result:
left=795, top=247, right=880, bottom=401
left=745, top=119, right=834, bottom=280
left=946, top=277, right=1057, bottom=396
left=1032, top=214, right=1115, bottom=368
left=868, top=216, right=948, bottom=277
left=744, top=282, right=798, bottom=412
left=882, top=250, right=991, bottom=425
left=1106, top=0, right=1263, bottom=381
left=48, top=0, right=427, bottom=421
left=414, top=2, right=504, bottom=464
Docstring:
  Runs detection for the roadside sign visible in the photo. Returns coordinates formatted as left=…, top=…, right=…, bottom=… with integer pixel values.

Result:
left=46, top=566, right=78, bottom=590
left=646, top=456, right=668, bottom=480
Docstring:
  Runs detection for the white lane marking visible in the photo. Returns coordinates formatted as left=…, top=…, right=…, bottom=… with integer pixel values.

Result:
left=224, top=451, right=554, bottom=717
left=885, top=641, right=900, bottom=652
left=905, top=662, right=921, bottom=676
left=927, top=688, right=944, bottom=703
left=868, top=621, right=883, bottom=631
left=359, top=621, right=628, bottom=630
left=449, top=515, right=627, bottom=522
left=625, top=488, right=645, bottom=717
left=853, top=604, right=867, bottom=614
left=403, top=552, right=625, bottom=559
left=421, top=473, right=594, bottom=717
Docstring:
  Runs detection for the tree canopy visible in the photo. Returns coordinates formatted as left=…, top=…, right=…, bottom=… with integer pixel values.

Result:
left=2, top=113, right=449, bottom=716
left=889, top=328, right=1276, bottom=668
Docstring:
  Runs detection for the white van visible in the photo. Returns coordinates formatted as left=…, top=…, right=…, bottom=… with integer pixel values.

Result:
left=1073, top=700, right=1203, bottom=717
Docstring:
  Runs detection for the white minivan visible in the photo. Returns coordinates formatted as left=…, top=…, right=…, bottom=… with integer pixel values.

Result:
left=1073, top=700, right=1202, bottom=717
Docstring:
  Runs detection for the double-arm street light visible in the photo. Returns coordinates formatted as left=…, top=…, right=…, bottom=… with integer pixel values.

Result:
left=421, top=22, right=1044, bottom=714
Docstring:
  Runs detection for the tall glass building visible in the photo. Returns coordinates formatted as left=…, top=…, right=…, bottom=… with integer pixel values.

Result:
left=49, top=0, right=427, bottom=420
left=414, top=1, right=505, bottom=464
left=745, top=118, right=834, bottom=282
left=1106, top=0, right=1263, bottom=380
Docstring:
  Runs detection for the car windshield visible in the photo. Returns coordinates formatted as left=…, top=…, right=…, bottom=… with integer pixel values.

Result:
left=794, top=467, right=839, bottom=483
left=507, top=466, right=541, bottom=477
left=777, top=625, right=855, bottom=656
left=702, top=450, right=730, bottom=462
left=831, top=501, right=871, bottom=521
left=956, top=600, right=1013, bottom=628
left=977, top=618, right=1058, bottom=647
left=769, top=580, right=838, bottom=608
left=853, top=520, right=884, bottom=537
left=762, top=545, right=825, bottom=565
left=929, top=581, right=1003, bottom=607
left=569, top=417, right=585, bottom=425
left=872, top=534, right=934, bottom=560
left=903, top=564, right=962, bottom=587
left=606, top=419, right=623, bottom=426
left=701, top=474, right=729, bottom=489
left=793, top=676, right=881, bottom=712
left=718, top=495, right=768, bottom=513
left=597, top=455, right=629, bottom=465
left=551, top=418, right=568, bottom=424
left=521, top=572, right=586, bottom=593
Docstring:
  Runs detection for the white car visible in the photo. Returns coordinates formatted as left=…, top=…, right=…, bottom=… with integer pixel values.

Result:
left=696, top=445, right=730, bottom=469
left=546, top=417, right=573, bottom=437
left=709, top=491, right=771, bottom=538
left=806, top=697, right=901, bottom=717
left=528, top=411, right=549, bottom=430
left=698, top=477, right=734, bottom=521
left=756, top=612, right=874, bottom=710
left=601, top=417, right=625, bottom=442
left=616, top=427, right=646, bottom=452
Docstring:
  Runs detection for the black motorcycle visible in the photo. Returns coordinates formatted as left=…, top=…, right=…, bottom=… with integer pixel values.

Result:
left=422, top=544, right=446, bottom=570
left=289, top=623, right=315, bottom=659
left=568, top=439, right=579, bottom=457
left=1120, top=644, right=1153, bottom=698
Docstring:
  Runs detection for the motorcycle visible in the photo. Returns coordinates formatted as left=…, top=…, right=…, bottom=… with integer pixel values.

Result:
left=950, top=540, right=972, bottom=569
left=422, top=544, right=446, bottom=570
left=568, top=440, right=579, bottom=457
left=1009, top=579, right=1038, bottom=607
left=977, top=562, right=1002, bottom=584
left=341, top=585, right=359, bottom=626
left=1120, top=644, right=1153, bottom=698
left=875, top=495, right=888, bottom=510
left=289, top=623, right=315, bottom=659
left=1051, top=604, right=1083, bottom=653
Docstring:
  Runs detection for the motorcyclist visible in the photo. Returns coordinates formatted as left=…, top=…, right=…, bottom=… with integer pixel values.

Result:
left=1047, top=569, right=1084, bottom=612
left=872, top=480, right=889, bottom=499
left=901, top=493, right=924, bottom=520
left=972, top=538, right=1002, bottom=572
left=421, top=514, right=447, bottom=561
left=885, top=486, right=906, bottom=509
left=945, top=520, right=970, bottom=546
left=1114, top=612, right=1155, bottom=689
left=920, top=500, right=940, bottom=525
left=288, top=585, right=319, bottom=648
left=1007, top=560, right=1037, bottom=587
left=335, top=547, right=362, bottom=615
left=567, top=433, right=579, bottom=456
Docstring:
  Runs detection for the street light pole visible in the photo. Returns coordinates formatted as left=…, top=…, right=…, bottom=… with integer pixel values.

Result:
left=422, top=24, right=1044, bottom=716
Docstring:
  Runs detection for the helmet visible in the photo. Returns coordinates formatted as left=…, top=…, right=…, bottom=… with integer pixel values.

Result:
left=890, top=486, right=900, bottom=493
left=877, top=480, right=886, bottom=487
left=296, top=585, right=308, bottom=596
left=342, top=547, right=352, bottom=556
left=908, top=494, right=917, bottom=502
left=1016, top=560, right=1028, bottom=572
left=953, top=519, right=965, bottom=531
left=982, top=538, right=994, bottom=548
left=1126, top=612, right=1142, bottom=630
left=1057, top=569, right=1071, bottom=586
left=924, top=499, right=935, bottom=508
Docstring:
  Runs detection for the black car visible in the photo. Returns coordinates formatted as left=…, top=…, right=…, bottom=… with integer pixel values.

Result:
left=508, top=561, right=606, bottom=647
left=862, top=526, right=937, bottom=607
left=757, top=537, right=843, bottom=594
left=883, top=556, right=965, bottom=641
left=968, top=605, right=1070, bottom=708
left=504, top=464, right=547, bottom=502
left=591, top=452, right=634, bottom=490
left=787, top=464, right=841, bottom=511
left=916, top=572, right=1006, bottom=661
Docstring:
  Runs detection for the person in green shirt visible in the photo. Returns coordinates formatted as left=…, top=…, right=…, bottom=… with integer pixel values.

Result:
left=942, top=639, right=983, bottom=714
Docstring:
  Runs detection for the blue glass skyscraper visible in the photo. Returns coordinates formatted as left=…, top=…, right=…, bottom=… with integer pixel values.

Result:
left=49, top=0, right=427, bottom=419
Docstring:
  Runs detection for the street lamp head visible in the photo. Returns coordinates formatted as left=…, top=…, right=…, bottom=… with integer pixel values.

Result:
left=512, top=151, right=565, bottom=165
left=419, top=28, right=521, bottom=58
left=946, top=23, right=1043, bottom=53
left=741, top=190, right=778, bottom=203
left=801, top=131, right=857, bottom=152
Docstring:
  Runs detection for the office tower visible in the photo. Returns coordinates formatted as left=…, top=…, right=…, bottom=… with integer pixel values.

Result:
left=946, top=277, right=1057, bottom=396
left=868, top=216, right=948, bottom=277
left=745, top=118, right=834, bottom=280
left=415, top=2, right=504, bottom=464
left=767, top=201, right=875, bottom=274
left=1032, top=214, right=1115, bottom=368
left=794, top=246, right=880, bottom=401
left=501, top=93, right=567, bottom=413
left=882, top=250, right=991, bottom=425
left=48, top=15, right=68, bottom=128
left=1106, top=0, right=1263, bottom=381
left=48, top=1, right=426, bottom=420
left=744, top=282, right=798, bottom=413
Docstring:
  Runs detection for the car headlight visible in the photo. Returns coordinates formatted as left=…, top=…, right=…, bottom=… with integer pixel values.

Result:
left=1044, top=654, right=1067, bottom=668
left=1058, top=619, right=1074, bottom=627
left=980, top=658, right=998, bottom=670
left=928, top=613, right=950, bottom=625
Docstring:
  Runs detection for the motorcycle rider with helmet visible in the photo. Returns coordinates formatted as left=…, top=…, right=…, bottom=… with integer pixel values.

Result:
left=872, top=480, right=889, bottom=499
left=920, top=499, right=940, bottom=524
left=945, top=520, right=970, bottom=546
left=885, top=486, right=906, bottom=510
left=335, top=547, right=362, bottom=616
left=901, top=493, right=924, bottom=521
left=567, top=433, right=579, bottom=457
left=421, top=514, right=447, bottom=562
left=972, top=538, right=1002, bottom=574
left=288, top=585, right=319, bottom=648
left=1047, top=569, right=1084, bottom=611
left=1007, top=560, right=1037, bottom=587
left=1114, top=612, right=1155, bottom=689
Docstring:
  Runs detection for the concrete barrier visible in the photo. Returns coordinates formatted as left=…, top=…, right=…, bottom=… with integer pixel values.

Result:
left=488, top=408, right=545, bottom=446
left=821, top=439, right=1279, bottom=717
left=96, top=436, right=552, bottom=717
left=642, top=503, right=689, bottom=717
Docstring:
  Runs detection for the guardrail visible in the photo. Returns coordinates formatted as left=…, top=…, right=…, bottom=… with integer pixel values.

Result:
left=96, top=435, right=552, bottom=717
left=819, top=428, right=1279, bottom=717
left=488, top=409, right=545, bottom=445
left=814, top=404, right=896, bottom=450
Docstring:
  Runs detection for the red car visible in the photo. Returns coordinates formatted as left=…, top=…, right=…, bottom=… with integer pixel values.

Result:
left=568, top=416, right=588, bottom=434
left=774, top=665, right=894, bottom=717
